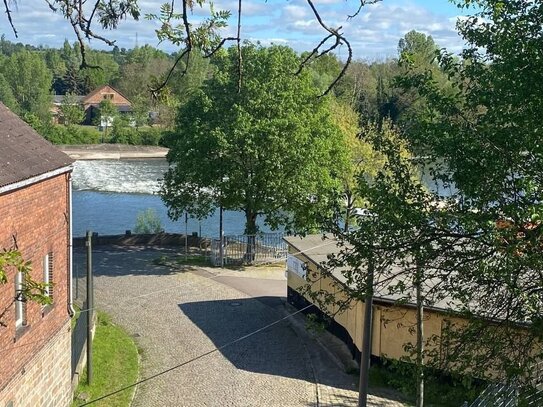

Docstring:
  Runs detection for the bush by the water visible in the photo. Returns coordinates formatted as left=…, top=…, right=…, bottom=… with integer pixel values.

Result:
left=27, top=114, right=166, bottom=146
left=42, top=124, right=101, bottom=144
left=109, top=125, right=163, bottom=146
left=134, top=208, right=164, bottom=234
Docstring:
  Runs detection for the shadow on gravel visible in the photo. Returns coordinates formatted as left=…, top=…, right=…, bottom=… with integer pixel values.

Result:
left=73, top=245, right=195, bottom=278
left=178, top=297, right=355, bottom=391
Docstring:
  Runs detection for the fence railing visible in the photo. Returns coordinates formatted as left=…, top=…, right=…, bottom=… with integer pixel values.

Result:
left=210, top=232, right=287, bottom=266
left=467, top=362, right=543, bottom=407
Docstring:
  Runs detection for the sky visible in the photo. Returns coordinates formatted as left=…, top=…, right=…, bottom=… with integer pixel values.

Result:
left=3, top=0, right=473, bottom=60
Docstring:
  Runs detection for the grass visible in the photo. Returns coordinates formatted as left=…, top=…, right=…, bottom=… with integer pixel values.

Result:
left=72, top=312, right=139, bottom=407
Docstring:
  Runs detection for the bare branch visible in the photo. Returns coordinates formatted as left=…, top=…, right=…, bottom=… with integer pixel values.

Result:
left=86, top=0, right=101, bottom=36
left=150, top=48, right=190, bottom=97
left=348, top=0, right=380, bottom=20
left=236, top=0, right=242, bottom=93
left=44, top=0, right=58, bottom=12
left=295, top=33, right=334, bottom=75
left=305, top=0, right=353, bottom=97
left=204, top=37, right=238, bottom=58
left=3, top=0, right=18, bottom=37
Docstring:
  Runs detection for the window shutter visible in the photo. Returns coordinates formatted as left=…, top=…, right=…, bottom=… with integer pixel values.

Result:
left=47, top=252, right=54, bottom=301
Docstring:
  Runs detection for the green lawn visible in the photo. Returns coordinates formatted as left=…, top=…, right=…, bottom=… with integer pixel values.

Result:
left=72, top=312, right=139, bottom=407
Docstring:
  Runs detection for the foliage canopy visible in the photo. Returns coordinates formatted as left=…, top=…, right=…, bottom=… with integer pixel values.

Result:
left=161, top=44, right=349, bottom=235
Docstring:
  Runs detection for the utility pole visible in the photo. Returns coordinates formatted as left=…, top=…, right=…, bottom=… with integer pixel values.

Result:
left=358, top=255, right=374, bottom=407
left=86, top=230, right=93, bottom=384
left=415, top=257, right=424, bottom=407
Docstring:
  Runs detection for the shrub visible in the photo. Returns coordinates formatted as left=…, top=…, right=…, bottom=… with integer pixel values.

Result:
left=139, top=127, right=163, bottom=146
left=134, top=208, right=164, bottom=234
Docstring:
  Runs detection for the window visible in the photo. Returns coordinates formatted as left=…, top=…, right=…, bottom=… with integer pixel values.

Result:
left=15, top=272, right=25, bottom=328
left=43, top=252, right=53, bottom=302
left=103, top=93, right=114, bottom=100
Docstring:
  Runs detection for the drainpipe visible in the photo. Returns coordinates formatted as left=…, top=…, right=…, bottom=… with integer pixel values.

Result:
left=67, top=172, right=75, bottom=317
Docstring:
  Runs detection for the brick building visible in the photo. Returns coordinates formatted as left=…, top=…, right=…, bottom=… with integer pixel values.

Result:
left=0, top=103, right=74, bottom=406
left=52, top=84, right=132, bottom=125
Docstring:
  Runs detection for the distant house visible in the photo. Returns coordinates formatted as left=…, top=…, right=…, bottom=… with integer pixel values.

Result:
left=0, top=103, right=74, bottom=406
left=52, top=84, right=132, bottom=125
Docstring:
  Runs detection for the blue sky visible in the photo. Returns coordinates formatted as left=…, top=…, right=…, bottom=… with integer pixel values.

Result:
left=3, top=0, right=473, bottom=59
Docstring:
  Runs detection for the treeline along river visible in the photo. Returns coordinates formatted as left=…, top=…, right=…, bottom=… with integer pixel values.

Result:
left=71, top=159, right=272, bottom=238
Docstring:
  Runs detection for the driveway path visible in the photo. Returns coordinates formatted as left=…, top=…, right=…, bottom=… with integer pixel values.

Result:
left=74, top=246, right=406, bottom=407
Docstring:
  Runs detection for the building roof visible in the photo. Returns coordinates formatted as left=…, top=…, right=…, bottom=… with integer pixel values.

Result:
left=0, top=103, right=73, bottom=189
left=284, top=234, right=457, bottom=313
left=52, top=95, right=86, bottom=105
left=82, top=84, right=132, bottom=106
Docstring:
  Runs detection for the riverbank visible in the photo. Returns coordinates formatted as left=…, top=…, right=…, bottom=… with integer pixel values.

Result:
left=59, top=144, right=169, bottom=160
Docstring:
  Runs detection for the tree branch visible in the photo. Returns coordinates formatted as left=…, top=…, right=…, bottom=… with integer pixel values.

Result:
left=3, top=0, right=18, bottom=37
left=305, top=0, right=353, bottom=97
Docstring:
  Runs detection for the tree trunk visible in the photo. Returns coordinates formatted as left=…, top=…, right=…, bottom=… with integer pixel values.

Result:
left=344, top=191, right=353, bottom=232
left=415, top=264, right=424, bottom=407
left=244, top=210, right=258, bottom=264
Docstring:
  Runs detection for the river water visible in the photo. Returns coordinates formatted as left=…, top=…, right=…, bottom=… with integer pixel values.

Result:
left=72, top=159, right=268, bottom=238
left=72, top=159, right=455, bottom=238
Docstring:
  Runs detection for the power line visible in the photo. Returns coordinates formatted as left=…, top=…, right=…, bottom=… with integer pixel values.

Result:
left=72, top=238, right=337, bottom=316
left=0, top=238, right=337, bottom=355
left=77, top=303, right=314, bottom=406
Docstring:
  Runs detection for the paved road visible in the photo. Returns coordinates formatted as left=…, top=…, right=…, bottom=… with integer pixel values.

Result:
left=74, top=246, right=406, bottom=407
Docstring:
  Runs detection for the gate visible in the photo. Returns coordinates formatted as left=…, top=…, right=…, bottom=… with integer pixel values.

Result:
left=210, top=232, right=287, bottom=266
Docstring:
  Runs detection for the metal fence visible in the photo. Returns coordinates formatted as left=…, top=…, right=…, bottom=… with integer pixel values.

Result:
left=210, top=232, right=287, bottom=266
left=71, top=258, right=88, bottom=379
left=467, top=362, right=543, bottom=407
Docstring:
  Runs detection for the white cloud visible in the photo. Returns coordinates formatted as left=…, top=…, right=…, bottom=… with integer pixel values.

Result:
left=2, top=0, right=466, bottom=60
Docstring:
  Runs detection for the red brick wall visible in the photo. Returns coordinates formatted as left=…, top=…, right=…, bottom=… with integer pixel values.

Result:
left=0, top=172, right=71, bottom=394
left=0, top=321, right=72, bottom=407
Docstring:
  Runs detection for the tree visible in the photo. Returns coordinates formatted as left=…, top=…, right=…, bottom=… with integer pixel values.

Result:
left=398, top=30, right=438, bottom=65
left=97, top=99, right=118, bottom=141
left=0, top=73, right=17, bottom=111
left=161, top=44, right=349, bottom=242
left=0, top=50, right=53, bottom=120
left=59, top=93, right=84, bottom=125
left=378, top=0, right=543, bottom=389
left=308, top=119, right=440, bottom=407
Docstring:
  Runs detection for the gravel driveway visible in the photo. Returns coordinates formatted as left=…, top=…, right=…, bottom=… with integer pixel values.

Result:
left=73, top=246, right=406, bottom=407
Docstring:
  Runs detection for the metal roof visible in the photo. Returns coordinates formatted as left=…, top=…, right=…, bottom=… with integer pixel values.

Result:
left=284, top=234, right=458, bottom=312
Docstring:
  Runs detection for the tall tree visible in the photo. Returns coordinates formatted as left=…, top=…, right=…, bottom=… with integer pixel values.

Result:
left=393, top=0, right=543, bottom=385
left=0, top=50, right=53, bottom=120
left=0, top=73, right=17, bottom=111
left=161, top=44, right=349, bottom=240
left=398, top=30, right=438, bottom=65
left=59, top=93, right=84, bottom=125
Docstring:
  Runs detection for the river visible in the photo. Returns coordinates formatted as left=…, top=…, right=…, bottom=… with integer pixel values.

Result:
left=71, top=158, right=455, bottom=238
left=71, top=159, right=269, bottom=238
